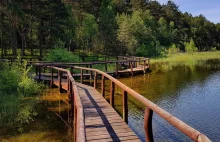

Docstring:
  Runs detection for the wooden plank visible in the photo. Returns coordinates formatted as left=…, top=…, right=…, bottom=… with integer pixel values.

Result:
left=76, top=83, right=140, bottom=142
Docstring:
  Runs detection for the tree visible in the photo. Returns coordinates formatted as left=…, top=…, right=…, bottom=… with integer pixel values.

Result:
left=76, top=13, right=98, bottom=51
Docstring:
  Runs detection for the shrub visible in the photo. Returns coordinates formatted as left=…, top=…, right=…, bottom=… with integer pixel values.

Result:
left=167, top=44, right=180, bottom=55
left=44, top=47, right=80, bottom=62
left=0, top=60, right=43, bottom=131
left=185, top=39, right=198, bottom=53
left=210, top=47, right=217, bottom=51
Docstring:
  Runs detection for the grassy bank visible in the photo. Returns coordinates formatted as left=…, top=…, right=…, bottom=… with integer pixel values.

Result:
left=151, top=51, right=220, bottom=72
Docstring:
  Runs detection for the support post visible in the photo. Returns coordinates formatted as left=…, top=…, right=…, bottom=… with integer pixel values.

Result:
left=74, top=101, right=77, bottom=142
left=70, top=82, right=74, bottom=129
left=110, top=81, right=115, bottom=108
left=94, top=71, right=97, bottom=89
left=35, top=66, right=38, bottom=76
left=90, top=65, right=92, bottom=84
left=58, top=71, right=62, bottom=93
left=143, top=60, right=146, bottom=74
left=144, top=107, right=154, bottom=142
left=71, top=67, right=74, bottom=75
left=38, top=66, right=41, bottom=80
left=50, top=68, right=54, bottom=88
left=101, top=75, right=105, bottom=97
left=129, top=62, right=134, bottom=76
left=105, top=62, right=108, bottom=71
left=67, top=76, right=70, bottom=95
left=115, top=62, right=118, bottom=77
left=123, top=90, right=128, bottom=124
left=80, top=69, right=83, bottom=83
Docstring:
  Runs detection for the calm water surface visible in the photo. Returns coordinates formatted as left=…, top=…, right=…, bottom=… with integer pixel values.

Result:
left=117, top=67, right=220, bottom=142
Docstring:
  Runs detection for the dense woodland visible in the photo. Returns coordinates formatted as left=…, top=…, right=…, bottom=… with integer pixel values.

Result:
left=0, top=0, right=220, bottom=57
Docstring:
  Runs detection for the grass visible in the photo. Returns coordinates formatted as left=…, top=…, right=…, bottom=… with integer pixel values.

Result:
left=150, top=51, right=220, bottom=72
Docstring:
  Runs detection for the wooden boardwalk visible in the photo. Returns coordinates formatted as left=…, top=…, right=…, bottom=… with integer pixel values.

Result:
left=53, top=80, right=141, bottom=142
left=33, top=65, right=211, bottom=142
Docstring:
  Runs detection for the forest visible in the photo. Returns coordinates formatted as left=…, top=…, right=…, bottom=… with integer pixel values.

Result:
left=0, top=0, right=220, bottom=57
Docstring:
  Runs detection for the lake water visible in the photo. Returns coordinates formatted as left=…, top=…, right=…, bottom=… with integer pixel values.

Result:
left=116, top=66, right=220, bottom=142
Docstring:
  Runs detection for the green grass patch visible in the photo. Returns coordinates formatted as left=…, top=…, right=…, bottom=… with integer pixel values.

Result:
left=151, top=51, right=220, bottom=72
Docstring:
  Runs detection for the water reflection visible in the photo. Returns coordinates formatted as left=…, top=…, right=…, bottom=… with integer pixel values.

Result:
left=0, top=89, right=72, bottom=142
left=118, top=66, right=220, bottom=141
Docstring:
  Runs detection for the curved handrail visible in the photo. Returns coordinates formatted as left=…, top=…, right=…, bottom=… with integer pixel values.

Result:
left=49, top=66, right=86, bottom=142
left=73, top=66, right=211, bottom=142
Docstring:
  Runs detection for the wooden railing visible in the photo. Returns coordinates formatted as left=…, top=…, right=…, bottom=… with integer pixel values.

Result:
left=73, top=66, right=211, bottom=142
left=34, top=58, right=150, bottom=80
left=49, top=66, right=86, bottom=142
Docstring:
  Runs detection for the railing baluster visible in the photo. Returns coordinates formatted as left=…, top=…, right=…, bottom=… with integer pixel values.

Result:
left=80, top=69, right=83, bottom=83
left=143, top=60, right=146, bottom=74
left=110, top=81, right=115, bottom=108
left=50, top=68, right=54, bottom=88
left=130, top=62, right=134, bottom=76
left=123, top=90, right=128, bottom=124
left=144, top=107, right=154, bottom=142
left=116, top=62, right=118, bottom=77
left=59, top=71, right=62, bottom=93
left=101, top=75, right=105, bottom=97
left=94, top=71, right=97, bottom=89
left=38, top=66, right=41, bottom=80
left=74, top=99, right=77, bottom=142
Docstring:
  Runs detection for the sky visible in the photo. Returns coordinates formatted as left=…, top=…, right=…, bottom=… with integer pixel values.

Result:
left=156, top=0, right=220, bottom=23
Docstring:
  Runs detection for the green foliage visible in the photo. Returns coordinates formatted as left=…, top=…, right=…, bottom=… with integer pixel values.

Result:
left=0, top=60, right=43, bottom=131
left=151, top=51, right=220, bottom=72
left=210, top=47, right=217, bottom=51
left=1, top=0, right=220, bottom=58
left=185, top=39, right=198, bottom=53
left=167, top=44, right=180, bottom=55
left=44, top=45, right=80, bottom=62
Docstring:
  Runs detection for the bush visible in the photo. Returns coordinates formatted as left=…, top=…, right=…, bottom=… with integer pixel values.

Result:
left=185, top=39, right=198, bottom=53
left=210, top=47, right=217, bottom=51
left=167, top=44, right=180, bottom=55
left=0, top=60, right=43, bottom=131
left=44, top=47, right=80, bottom=62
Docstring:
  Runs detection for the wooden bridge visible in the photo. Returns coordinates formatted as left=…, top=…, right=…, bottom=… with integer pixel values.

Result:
left=33, top=62, right=211, bottom=141
left=32, top=57, right=150, bottom=80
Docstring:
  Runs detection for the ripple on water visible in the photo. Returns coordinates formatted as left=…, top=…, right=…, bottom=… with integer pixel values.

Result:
left=118, top=69, right=220, bottom=141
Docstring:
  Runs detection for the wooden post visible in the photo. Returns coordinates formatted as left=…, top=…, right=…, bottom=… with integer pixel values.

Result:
left=86, top=65, right=89, bottom=73
left=143, top=60, right=146, bottom=74
left=129, top=62, right=134, bottom=76
left=94, top=71, right=97, bottom=89
left=50, top=68, right=54, bottom=88
left=71, top=67, right=74, bottom=75
left=38, top=66, right=41, bottom=80
left=144, top=107, right=154, bottom=142
left=90, top=64, right=92, bottom=84
left=115, top=62, right=118, bottom=77
left=74, top=101, right=77, bottom=142
left=105, top=60, right=108, bottom=72
left=80, top=69, right=83, bottom=83
left=58, top=71, right=62, bottom=93
left=67, top=76, right=70, bottom=95
left=123, top=90, right=128, bottom=124
left=101, top=75, right=105, bottom=97
left=35, top=66, right=38, bottom=75
left=110, top=81, right=115, bottom=108
left=70, top=82, right=74, bottom=130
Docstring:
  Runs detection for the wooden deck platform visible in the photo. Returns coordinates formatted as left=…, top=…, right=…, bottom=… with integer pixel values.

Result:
left=52, top=80, right=141, bottom=142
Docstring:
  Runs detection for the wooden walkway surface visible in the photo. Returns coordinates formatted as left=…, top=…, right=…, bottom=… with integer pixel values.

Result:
left=53, top=80, right=141, bottom=142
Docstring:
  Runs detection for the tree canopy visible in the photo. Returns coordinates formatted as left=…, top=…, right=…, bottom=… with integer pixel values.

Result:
left=0, top=0, right=219, bottom=57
